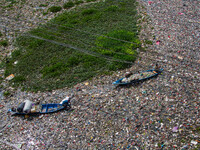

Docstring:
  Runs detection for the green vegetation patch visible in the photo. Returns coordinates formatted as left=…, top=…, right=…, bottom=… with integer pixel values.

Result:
left=49, top=6, right=62, bottom=13
left=105, top=5, right=119, bottom=12
left=81, top=8, right=98, bottom=15
left=5, top=0, right=142, bottom=92
left=75, top=0, right=84, bottom=5
left=3, top=91, right=11, bottom=97
left=39, top=4, right=48, bottom=7
left=0, top=40, right=8, bottom=47
left=86, top=0, right=97, bottom=2
left=144, top=39, right=153, bottom=45
left=63, top=1, right=75, bottom=9
left=95, top=30, right=139, bottom=61
left=3, top=0, right=18, bottom=8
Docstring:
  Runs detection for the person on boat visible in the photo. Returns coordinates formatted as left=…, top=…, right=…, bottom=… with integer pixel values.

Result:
left=154, top=63, right=160, bottom=73
left=122, top=72, right=133, bottom=82
left=23, top=100, right=33, bottom=113
left=125, top=72, right=133, bottom=78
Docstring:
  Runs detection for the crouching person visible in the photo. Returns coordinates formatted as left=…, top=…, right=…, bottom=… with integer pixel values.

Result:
left=17, top=102, right=25, bottom=113
left=23, top=100, right=33, bottom=114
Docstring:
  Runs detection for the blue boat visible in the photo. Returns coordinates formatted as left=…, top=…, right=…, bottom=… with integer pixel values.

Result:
left=113, top=69, right=163, bottom=85
left=8, top=99, right=71, bottom=115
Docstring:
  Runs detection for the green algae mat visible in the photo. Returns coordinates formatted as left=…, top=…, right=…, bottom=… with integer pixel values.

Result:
left=4, top=0, right=142, bottom=92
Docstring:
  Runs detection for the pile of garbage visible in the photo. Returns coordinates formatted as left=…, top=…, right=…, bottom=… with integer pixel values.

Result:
left=0, top=0, right=199, bottom=149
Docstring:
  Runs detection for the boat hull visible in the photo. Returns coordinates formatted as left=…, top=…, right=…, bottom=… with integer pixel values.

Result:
left=113, top=69, right=163, bottom=85
left=8, top=103, right=70, bottom=115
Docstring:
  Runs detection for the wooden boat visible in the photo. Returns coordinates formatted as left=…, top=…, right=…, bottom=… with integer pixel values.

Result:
left=112, top=69, right=163, bottom=85
left=8, top=99, right=71, bottom=115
